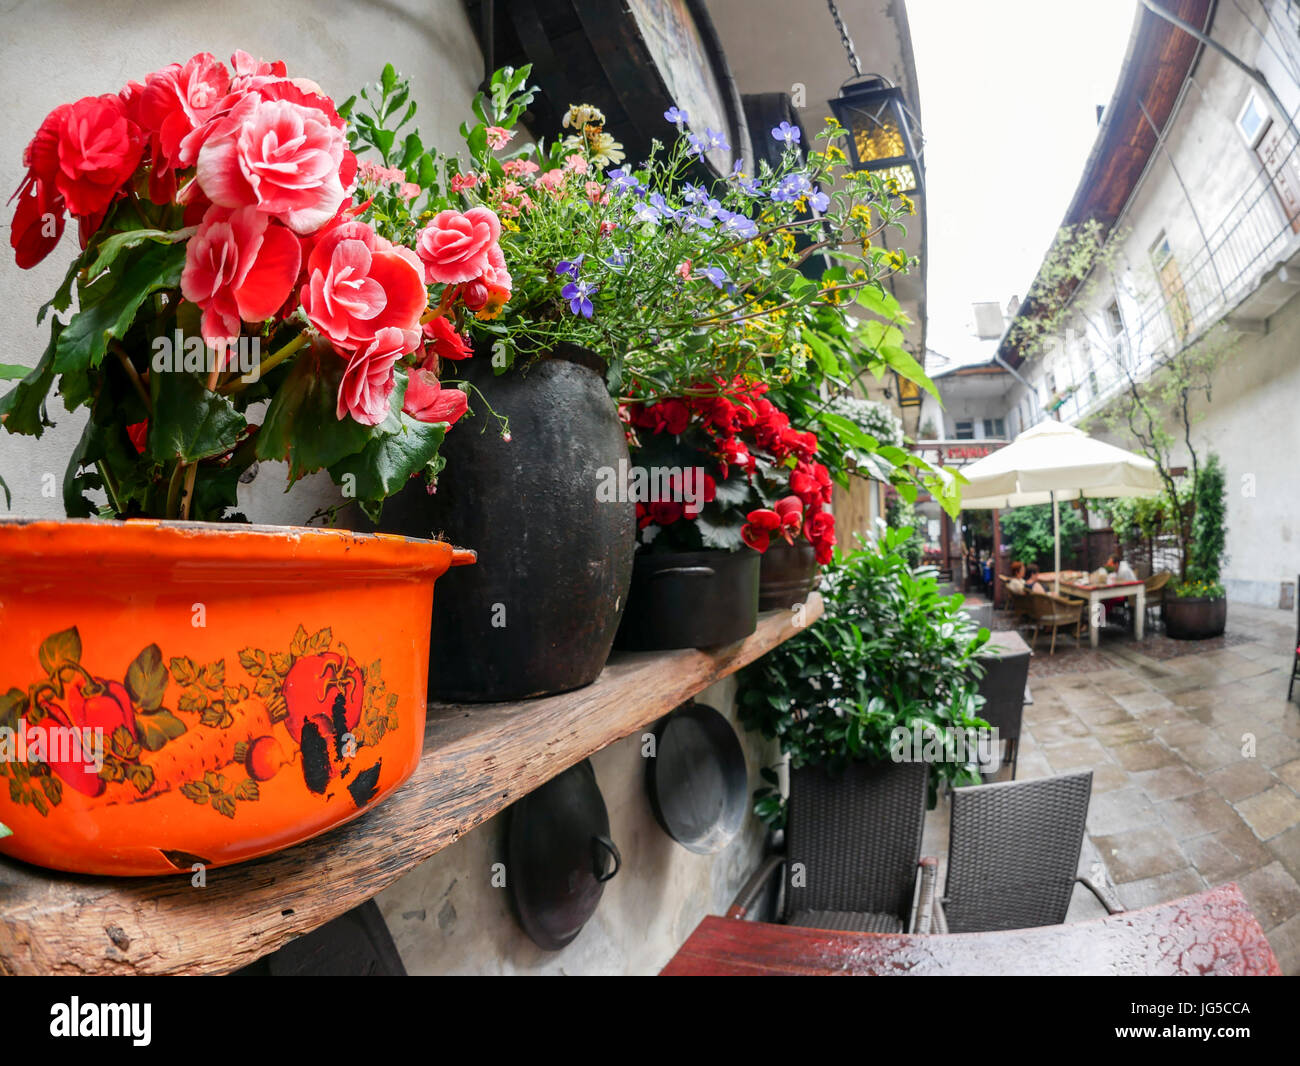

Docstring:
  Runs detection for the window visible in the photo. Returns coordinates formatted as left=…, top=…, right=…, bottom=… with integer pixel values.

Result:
left=954, top=419, right=974, bottom=440
left=1237, top=91, right=1270, bottom=149
left=1104, top=299, right=1124, bottom=338
left=982, top=418, right=1005, bottom=438
left=1151, top=231, right=1191, bottom=340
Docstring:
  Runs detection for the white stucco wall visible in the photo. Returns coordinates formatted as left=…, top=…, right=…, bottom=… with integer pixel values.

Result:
left=0, top=0, right=484, bottom=522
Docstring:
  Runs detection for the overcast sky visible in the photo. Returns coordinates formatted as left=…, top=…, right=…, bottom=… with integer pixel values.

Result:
left=908, top=0, right=1137, bottom=364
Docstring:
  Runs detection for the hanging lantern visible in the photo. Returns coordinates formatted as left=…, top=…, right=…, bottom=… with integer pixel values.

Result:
left=829, top=78, right=923, bottom=193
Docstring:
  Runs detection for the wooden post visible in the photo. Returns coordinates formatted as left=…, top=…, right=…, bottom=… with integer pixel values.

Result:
left=991, top=508, right=1002, bottom=608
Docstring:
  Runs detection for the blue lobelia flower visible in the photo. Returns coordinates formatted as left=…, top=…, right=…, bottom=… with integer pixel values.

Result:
left=698, top=265, right=728, bottom=289
left=664, top=105, right=689, bottom=127
left=562, top=280, right=597, bottom=318
left=770, top=172, right=812, bottom=203
left=807, top=186, right=830, bottom=213
left=687, top=128, right=730, bottom=156
left=555, top=253, right=586, bottom=278
left=607, top=168, right=641, bottom=195
left=683, top=182, right=708, bottom=205
left=632, top=199, right=661, bottom=225
left=717, top=211, right=759, bottom=239
left=771, top=121, right=801, bottom=147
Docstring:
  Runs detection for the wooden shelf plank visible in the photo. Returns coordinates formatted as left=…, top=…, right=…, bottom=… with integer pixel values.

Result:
left=0, top=594, right=821, bottom=975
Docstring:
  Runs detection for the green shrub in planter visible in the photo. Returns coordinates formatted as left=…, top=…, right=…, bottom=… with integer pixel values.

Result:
left=738, top=526, right=990, bottom=824
left=1177, top=452, right=1226, bottom=599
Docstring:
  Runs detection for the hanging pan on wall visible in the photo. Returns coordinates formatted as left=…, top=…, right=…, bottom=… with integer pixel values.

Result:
left=507, top=759, right=621, bottom=951
left=646, top=701, right=748, bottom=854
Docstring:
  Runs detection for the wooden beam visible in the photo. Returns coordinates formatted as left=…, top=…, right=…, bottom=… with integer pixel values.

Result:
left=0, top=595, right=822, bottom=975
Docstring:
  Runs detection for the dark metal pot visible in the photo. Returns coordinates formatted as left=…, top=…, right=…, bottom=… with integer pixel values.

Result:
left=379, top=344, right=634, bottom=701
left=758, top=539, right=819, bottom=611
left=615, top=548, right=760, bottom=651
left=1164, top=595, right=1227, bottom=640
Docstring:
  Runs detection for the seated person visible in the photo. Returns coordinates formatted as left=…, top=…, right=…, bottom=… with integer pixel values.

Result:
left=1009, top=560, right=1025, bottom=580
left=1025, top=564, right=1047, bottom=594
left=1107, top=549, right=1137, bottom=582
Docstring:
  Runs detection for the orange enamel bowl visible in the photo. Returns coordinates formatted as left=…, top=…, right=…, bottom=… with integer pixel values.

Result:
left=0, top=519, right=474, bottom=876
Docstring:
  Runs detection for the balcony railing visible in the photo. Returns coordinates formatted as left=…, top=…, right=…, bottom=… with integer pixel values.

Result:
left=1045, top=123, right=1300, bottom=426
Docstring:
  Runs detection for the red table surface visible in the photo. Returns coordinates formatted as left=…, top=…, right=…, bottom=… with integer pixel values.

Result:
left=660, top=884, right=1281, bottom=976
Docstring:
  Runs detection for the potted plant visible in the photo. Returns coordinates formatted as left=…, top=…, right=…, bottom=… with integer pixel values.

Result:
left=738, top=525, right=990, bottom=824
left=372, top=69, right=925, bottom=694
left=0, top=51, right=481, bottom=875
left=614, top=378, right=836, bottom=649
left=1165, top=452, right=1228, bottom=639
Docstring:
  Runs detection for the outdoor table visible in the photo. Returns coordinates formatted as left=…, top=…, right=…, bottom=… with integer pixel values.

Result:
left=660, top=884, right=1280, bottom=975
left=1042, top=572, right=1146, bottom=648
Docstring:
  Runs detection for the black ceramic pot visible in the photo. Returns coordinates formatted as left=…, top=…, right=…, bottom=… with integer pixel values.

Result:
left=1164, top=595, right=1227, bottom=640
left=379, top=344, right=634, bottom=701
left=758, top=539, right=819, bottom=611
left=615, top=548, right=760, bottom=651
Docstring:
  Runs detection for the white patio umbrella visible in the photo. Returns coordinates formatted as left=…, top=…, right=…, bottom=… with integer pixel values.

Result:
left=957, top=420, right=1162, bottom=594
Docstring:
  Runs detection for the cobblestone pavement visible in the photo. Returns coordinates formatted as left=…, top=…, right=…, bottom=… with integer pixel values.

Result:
left=921, top=600, right=1300, bottom=974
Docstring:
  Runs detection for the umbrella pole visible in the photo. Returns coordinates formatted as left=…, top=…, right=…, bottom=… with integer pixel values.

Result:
left=1052, top=491, right=1061, bottom=596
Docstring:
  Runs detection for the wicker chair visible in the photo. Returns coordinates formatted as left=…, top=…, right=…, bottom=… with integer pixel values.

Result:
left=728, top=761, right=935, bottom=933
left=971, top=641, right=1031, bottom=779
left=1144, top=570, right=1172, bottom=632
left=1027, top=590, right=1085, bottom=654
left=921, top=771, right=1123, bottom=933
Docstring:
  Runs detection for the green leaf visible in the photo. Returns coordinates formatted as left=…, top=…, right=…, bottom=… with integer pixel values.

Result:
left=125, top=643, right=168, bottom=712
left=0, top=364, right=29, bottom=381
left=38, top=627, right=81, bottom=675
left=148, top=371, right=246, bottom=464
left=879, top=344, right=938, bottom=401
left=0, top=821, right=11, bottom=839
left=38, top=255, right=82, bottom=324
left=136, top=708, right=187, bottom=752
left=696, top=509, right=747, bottom=551
left=0, top=320, right=61, bottom=438
left=54, top=240, right=186, bottom=375
left=84, top=227, right=191, bottom=280
left=256, top=343, right=373, bottom=480
left=329, top=409, right=447, bottom=505
left=855, top=283, right=904, bottom=322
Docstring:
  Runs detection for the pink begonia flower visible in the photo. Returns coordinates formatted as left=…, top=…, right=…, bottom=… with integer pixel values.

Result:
left=132, top=52, right=230, bottom=203
left=585, top=181, right=607, bottom=204
left=336, top=326, right=420, bottom=426
left=536, top=169, right=566, bottom=192
left=675, top=259, right=692, bottom=281
left=450, top=172, right=479, bottom=192
left=485, top=126, right=513, bottom=150
left=562, top=153, right=589, bottom=175
left=181, top=204, right=302, bottom=353
left=300, top=220, right=428, bottom=351
left=403, top=368, right=469, bottom=425
left=502, top=159, right=539, bottom=177
left=196, top=90, right=349, bottom=234
left=415, top=206, right=502, bottom=285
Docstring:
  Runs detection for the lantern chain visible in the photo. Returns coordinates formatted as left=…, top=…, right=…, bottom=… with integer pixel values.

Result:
left=827, top=0, right=864, bottom=77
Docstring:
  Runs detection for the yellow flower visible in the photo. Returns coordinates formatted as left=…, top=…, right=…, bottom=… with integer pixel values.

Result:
left=501, top=218, right=520, bottom=232
left=563, top=104, right=605, bottom=129
left=899, top=193, right=916, bottom=215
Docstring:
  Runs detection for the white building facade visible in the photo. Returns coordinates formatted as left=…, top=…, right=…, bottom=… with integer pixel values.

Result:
left=998, top=0, right=1300, bottom=609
